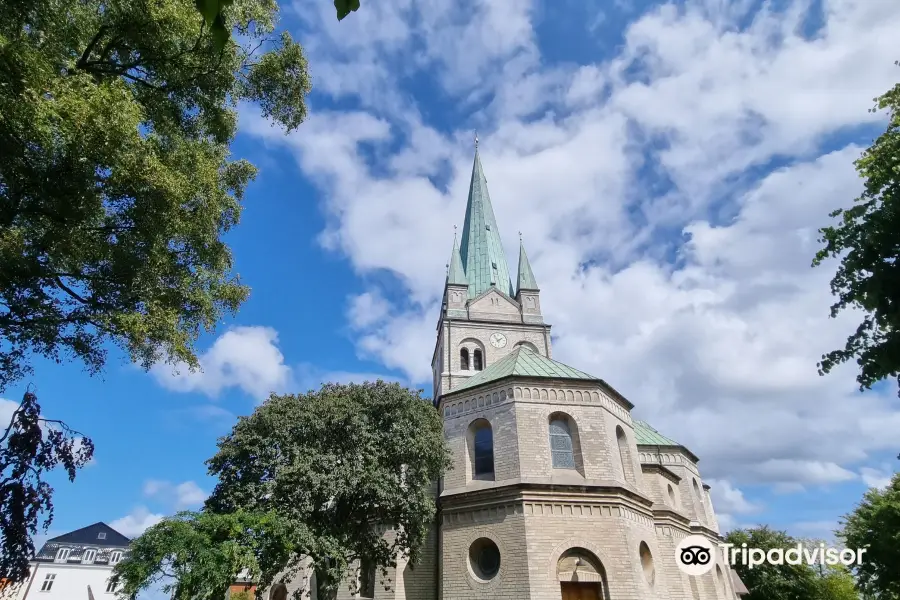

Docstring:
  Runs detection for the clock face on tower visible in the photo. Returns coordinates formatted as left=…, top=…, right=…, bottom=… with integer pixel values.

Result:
left=489, top=333, right=507, bottom=348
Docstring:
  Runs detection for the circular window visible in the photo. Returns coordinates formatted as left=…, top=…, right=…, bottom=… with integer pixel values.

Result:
left=468, top=538, right=501, bottom=581
left=639, top=542, right=655, bottom=586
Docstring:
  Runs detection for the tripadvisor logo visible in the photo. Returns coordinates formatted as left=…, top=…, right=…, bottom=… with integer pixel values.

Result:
left=675, top=535, right=867, bottom=575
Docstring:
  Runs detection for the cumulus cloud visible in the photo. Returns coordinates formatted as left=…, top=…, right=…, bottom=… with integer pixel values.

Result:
left=110, top=506, right=164, bottom=538
left=151, top=326, right=292, bottom=400
left=242, top=0, right=900, bottom=496
left=859, top=466, right=895, bottom=490
left=143, top=480, right=207, bottom=509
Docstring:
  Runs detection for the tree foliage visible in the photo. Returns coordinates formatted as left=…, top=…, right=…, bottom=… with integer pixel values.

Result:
left=839, top=471, right=900, bottom=599
left=113, top=381, right=451, bottom=599
left=724, top=526, right=860, bottom=600
left=0, top=391, right=94, bottom=582
left=0, top=0, right=311, bottom=393
left=196, top=0, right=359, bottom=52
left=813, top=63, right=900, bottom=396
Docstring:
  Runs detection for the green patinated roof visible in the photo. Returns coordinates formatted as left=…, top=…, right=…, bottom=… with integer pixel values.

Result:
left=633, top=420, right=680, bottom=446
left=459, top=149, right=515, bottom=298
left=516, top=240, right=539, bottom=292
left=447, top=233, right=467, bottom=286
left=454, top=346, right=598, bottom=392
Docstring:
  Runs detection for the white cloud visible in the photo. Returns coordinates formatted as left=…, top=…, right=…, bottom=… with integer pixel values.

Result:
left=143, top=480, right=207, bottom=509
left=0, top=398, right=17, bottom=429
left=707, top=479, right=761, bottom=515
left=242, top=0, right=900, bottom=495
left=859, top=466, right=895, bottom=490
left=151, top=326, right=292, bottom=400
left=110, top=506, right=164, bottom=538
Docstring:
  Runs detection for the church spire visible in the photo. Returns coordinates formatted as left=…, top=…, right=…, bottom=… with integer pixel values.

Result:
left=459, top=144, right=515, bottom=298
left=447, top=230, right=467, bottom=286
left=516, top=235, right=539, bottom=292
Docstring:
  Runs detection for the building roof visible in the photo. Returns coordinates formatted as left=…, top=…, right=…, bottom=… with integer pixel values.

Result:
left=447, top=233, right=468, bottom=286
left=516, top=239, right=539, bottom=293
left=459, top=148, right=515, bottom=298
left=633, top=420, right=681, bottom=446
left=453, top=346, right=598, bottom=392
left=47, top=522, right=130, bottom=547
left=730, top=567, right=750, bottom=595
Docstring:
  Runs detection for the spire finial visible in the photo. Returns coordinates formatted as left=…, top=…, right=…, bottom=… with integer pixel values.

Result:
left=518, top=230, right=522, bottom=242
left=474, top=131, right=478, bottom=150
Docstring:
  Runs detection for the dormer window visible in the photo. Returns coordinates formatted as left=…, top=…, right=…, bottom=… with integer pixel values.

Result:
left=97, top=532, right=106, bottom=540
left=485, top=224, right=491, bottom=230
left=109, top=551, right=123, bottom=565
left=55, top=548, right=70, bottom=562
left=82, top=548, right=97, bottom=563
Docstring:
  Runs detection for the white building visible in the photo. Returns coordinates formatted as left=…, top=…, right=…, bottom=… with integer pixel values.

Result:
left=3, top=523, right=129, bottom=599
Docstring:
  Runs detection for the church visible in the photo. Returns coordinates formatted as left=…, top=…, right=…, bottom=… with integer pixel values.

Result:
left=259, top=147, right=749, bottom=600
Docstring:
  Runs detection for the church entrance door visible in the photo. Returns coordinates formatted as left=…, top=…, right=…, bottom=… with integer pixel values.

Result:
left=560, top=582, right=601, bottom=600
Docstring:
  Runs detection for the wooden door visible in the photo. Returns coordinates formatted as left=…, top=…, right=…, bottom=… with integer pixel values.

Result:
left=560, top=582, right=601, bottom=600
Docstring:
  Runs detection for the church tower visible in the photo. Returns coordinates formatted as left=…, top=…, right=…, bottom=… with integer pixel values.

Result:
left=428, top=145, right=748, bottom=600
left=431, top=144, right=551, bottom=401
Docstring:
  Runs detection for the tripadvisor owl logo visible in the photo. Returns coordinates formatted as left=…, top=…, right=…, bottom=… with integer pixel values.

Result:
left=675, top=535, right=717, bottom=575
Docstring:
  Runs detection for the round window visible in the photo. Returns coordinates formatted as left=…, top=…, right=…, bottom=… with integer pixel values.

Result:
left=468, top=538, right=501, bottom=581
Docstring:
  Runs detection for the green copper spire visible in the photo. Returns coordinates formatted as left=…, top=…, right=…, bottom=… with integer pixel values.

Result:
left=516, top=237, right=539, bottom=293
left=459, top=146, right=515, bottom=298
left=447, top=232, right=467, bottom=286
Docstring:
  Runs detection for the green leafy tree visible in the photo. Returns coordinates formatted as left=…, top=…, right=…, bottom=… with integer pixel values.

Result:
left=0, top=0, right=310, bottom=392
left=0, top=0, right=309, bottom=582
left=726, top=527, right=821, bottom=600
left=0, top=391, right=94, bottom=583
left=839, top=472, right=900, bottom=599
left=725, top=527, right=864, bottom=600
left=112, top=381, right=451, bottom=599
left=197, top=0, right=360, bottom=51
left=813, top=64, right=900, bottom=397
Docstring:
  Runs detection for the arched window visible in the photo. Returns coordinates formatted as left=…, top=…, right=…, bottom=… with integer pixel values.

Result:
left=549, top=417, right=575, bottom=469
left=473, top=349, right=483, bottom=371
left=692, top=479, right=707, bottom=521
left=667, top=484, right=677, bottom=506
left=460, top=348, right=470, bottom=371
left=269, top=583, right=288, bottom=600
left=616, top=426, right=635, bottom=484
left=470, top=420, right=494, bottom=479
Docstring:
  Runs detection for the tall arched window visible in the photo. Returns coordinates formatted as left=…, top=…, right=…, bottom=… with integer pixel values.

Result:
left=549, top=417, right=575, bottom=469
left=460, top=348, right=470, bottom=371
left=470, top=420, right=494, bottom=479
left=692, top=479, right=707, bottom=521
left=616, top=426, right=635, bottom=484
left=473, top=349, right=483, bottom=371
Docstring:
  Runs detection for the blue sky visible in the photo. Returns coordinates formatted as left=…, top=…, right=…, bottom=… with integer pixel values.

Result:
left=3, top=0, right=900, bottom=595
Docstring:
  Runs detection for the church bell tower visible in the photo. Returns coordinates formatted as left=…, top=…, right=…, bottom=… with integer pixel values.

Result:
left=431, top=142, right=550, bottom=401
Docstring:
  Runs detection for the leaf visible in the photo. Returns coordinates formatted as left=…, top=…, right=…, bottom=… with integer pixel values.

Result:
left=335, top=0, right=361, bottom=20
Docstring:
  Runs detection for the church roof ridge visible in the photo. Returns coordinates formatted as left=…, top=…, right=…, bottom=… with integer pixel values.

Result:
left=451, top=346, right=598, bottom=392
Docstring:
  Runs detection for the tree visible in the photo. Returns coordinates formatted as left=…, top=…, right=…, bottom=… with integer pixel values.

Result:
left=838, top=472, right=900, bottom=599
left=724, top=526, right=861, bottom=600
left=112, top=381, right=451, bottom=599
left=813, top=64, right=900, bottom=397
left=0, top=0, right=310, bottom=393
left=0, top=0, right=309, bottom=582
left=196, top=0, right=360, bottom=51
left=0, top=391, right=94, bottom=583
